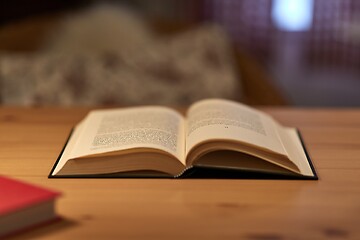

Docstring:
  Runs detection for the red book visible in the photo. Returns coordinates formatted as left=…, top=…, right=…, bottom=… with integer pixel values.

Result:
left=0, top=176, right=60, bottom=237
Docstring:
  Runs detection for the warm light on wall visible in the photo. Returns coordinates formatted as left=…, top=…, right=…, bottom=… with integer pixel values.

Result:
left=272, top=0, right=314, bottom=31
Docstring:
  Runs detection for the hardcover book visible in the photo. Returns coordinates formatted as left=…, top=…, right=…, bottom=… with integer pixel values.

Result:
left=0, top=176, right=60, bottom=237
left=49, top=99, right=317, bottom=179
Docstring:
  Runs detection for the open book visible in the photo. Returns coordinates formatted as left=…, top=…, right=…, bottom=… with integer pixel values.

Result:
left=49, top=99, right=317, bottom=179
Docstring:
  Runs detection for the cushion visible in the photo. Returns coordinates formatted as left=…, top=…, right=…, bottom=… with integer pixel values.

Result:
left=0, top=24, right=241, bottom=106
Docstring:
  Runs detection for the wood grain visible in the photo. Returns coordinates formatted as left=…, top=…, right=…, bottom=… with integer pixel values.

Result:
left=1, top=107, right=360, bottom=240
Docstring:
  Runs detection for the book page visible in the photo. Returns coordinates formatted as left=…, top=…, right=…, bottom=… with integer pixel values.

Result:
left=68, top=106, right=186, bottom=165
left=52, top=119, right=86, bottom=175
left=276, top=127, right=314, bottom=176
left=185, top=99, right=287, bottom=157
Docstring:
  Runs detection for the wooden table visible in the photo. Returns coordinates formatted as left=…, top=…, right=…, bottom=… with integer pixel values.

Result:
left=1, top=107, right=360, bottom=239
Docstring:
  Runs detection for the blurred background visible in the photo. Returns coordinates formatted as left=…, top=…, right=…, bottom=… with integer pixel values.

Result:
left=0, top=0, right=359, bottom=106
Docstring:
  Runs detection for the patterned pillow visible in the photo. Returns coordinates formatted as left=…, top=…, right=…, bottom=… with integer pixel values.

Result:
left=0, top=25, right=241, bottom=106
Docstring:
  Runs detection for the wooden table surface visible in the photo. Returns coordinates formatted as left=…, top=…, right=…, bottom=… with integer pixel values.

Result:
left=1, top=107, right=360, bottom=240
